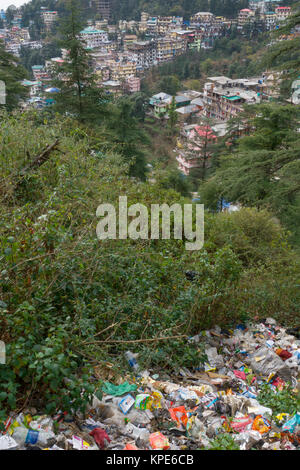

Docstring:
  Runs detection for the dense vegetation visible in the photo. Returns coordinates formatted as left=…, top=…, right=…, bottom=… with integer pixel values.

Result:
left=0, top=110, right=299, bottom=422
left=199, top=104, right=300, bottom=244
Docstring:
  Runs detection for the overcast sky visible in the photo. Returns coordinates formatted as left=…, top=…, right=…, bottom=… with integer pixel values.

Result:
left=1, top=0, right=30, bottom=10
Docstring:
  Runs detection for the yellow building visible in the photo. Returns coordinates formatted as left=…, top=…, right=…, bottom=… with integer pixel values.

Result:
left=109, top=61, right=137, bottom=81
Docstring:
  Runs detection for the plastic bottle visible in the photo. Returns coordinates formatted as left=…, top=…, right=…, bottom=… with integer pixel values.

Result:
left=13, top=426, right=55, bottom=447
left=125, top=351, right=139, bottom=371
left=124, top=422, right=149, bottom=441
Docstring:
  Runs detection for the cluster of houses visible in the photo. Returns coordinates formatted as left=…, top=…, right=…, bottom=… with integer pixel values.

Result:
left=147, top=71, right=290, bottom=176
left=237, top=5, right=291, bottom=28
left=2, top=3, right=298, bottom=178
left=0, top=9, right=42, bottom=56
left=1, top=1, right=294, bottom=96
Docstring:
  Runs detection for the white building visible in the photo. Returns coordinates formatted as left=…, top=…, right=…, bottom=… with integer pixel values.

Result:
left=275, top=6, right=291, bottom=21
left=41, top=11, right=58, bottom=31
left=80, top=27, right=109, bottom=49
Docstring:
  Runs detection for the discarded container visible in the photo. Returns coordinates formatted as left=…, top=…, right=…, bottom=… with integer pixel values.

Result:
left=119, top=394, right=135, bottom=414
left=125, top=351, right=139, bottom=371
left=12, top=426, right=55, bottom=447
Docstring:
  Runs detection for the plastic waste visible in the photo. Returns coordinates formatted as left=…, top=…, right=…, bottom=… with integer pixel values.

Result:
left=169, top=406, right=189, bottom=428
left=0, top=435, right=18, bottom=450
left=250, top=346, right=292, bottom=381
left=230, top=415, right=253, bottom=433
left=102, top=381, right=137, bottom=396
left=125, top=351, right=139, bottom=371
left=12, top=426, right=55, bottom=447
left=123, top=423, right=150, bottom=442
left=282, top=412, right=300, bottom=433
left=252, top=415, right=271, bottom=434
left=118, top=394, right=135, bottom=414
left=205, top=347, right=224, bottom=368
left=149, top=432, right=170, bottom=450
left=233, top=430, right=263, bottom=450
left=124, top=443, right=139, bottom=450
left=89, top=428, right=111, bottom=449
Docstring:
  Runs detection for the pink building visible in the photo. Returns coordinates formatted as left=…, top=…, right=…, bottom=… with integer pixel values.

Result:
left=176, top=125, right=217, bottom=175
left=275, top=6, right=291, bottom=21
left=126, top=75, right=141, bottom=93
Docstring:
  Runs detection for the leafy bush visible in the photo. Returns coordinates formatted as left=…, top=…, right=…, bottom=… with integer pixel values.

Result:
left=204, top=433, right=240, bottom=450
left=0, top=111, right=299, bottom=419
left=257, top=384, right=300, bottom=416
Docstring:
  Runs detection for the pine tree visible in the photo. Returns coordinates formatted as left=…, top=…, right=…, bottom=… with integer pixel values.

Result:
left=168, top=96, right=178, bottom=134
left=199, top=104, right=300, bottom=239
left=0, top=41, right=28, bottom=111
left=103, top=97, right=148, bottom=180
left=264, top=7, right=300, bottom=83
left=52, top=0, right=105, bottom=124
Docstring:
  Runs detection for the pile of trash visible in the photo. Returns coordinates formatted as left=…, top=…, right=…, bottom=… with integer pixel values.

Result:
left=1, top=318, right=300, bottom=450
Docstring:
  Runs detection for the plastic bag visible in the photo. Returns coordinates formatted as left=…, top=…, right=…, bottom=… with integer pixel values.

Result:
left=149, top=432, right=170, bottom=450
left=252, top=415, right=271, bottom=434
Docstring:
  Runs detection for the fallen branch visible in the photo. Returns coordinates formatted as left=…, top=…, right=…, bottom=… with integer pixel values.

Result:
left=84, top=334, right=187, bottom=345
left=19, top=139, right=60, bottom=176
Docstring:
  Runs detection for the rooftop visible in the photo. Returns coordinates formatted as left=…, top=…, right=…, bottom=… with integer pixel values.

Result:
left=81, top=27, right=106, bottom=34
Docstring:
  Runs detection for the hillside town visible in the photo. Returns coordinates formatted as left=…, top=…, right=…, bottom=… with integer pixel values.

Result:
left=0, top=0, right=300, bottom=455
left=0, top=1, right=299, bottom=178
left=0, top=2, right=295, bottom=97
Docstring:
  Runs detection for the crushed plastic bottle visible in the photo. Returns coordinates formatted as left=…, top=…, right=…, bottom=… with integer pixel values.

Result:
left=125, top=351, right=139, bottom=371
left=12, top=426, right=55, bottom=448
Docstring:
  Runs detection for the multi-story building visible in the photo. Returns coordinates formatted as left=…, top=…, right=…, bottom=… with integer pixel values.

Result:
left=176, top=124, right=217, bottom=175
left=238, top=9, right=255, bottom=26
left=156, top=36, right=186, bottom=64
left=191, top=12, right=215, bottom=23
left=18, top=28, right=30, bottom=40
left=22, top=79, right=42, bottom=97
left=249, top=0, right=267, bottom=13
left=31, top=64, right=51, bottom=85
left=95, top=65, right=110, bottom=83
left=146, top=17, right=158, bottom=35
left=102, top=80, right=122, bottom=95
left=157, top=16, right=183, bottom=34
left=125, top=75, right=141, bottom=93
left=109, top=60, right=137, bottom=81
left=41, top=11, right=58, bottom=31
left=80, top=27, right=109, bottom=48
left=139, top=12, right=149, bottom=33
left=127, top=41, right=157, bottom=69
left=95, top=19, right=108, bottom=30
left=264, top=11, right=276, bottom=29
left=275, top=6, right=291, bottom=21
left=203, top=76, right=262, bottom=121
left=96, top=0, right=111, bottom=20
left=123, top=35, right=138, bottom=49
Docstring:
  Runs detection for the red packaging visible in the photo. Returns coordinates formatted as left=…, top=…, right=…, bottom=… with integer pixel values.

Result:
left=149, top=432, right=170, bottom=450
left=230, top=415, right=253, bottom=433
left=169, top=406, right=189, bottom=428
